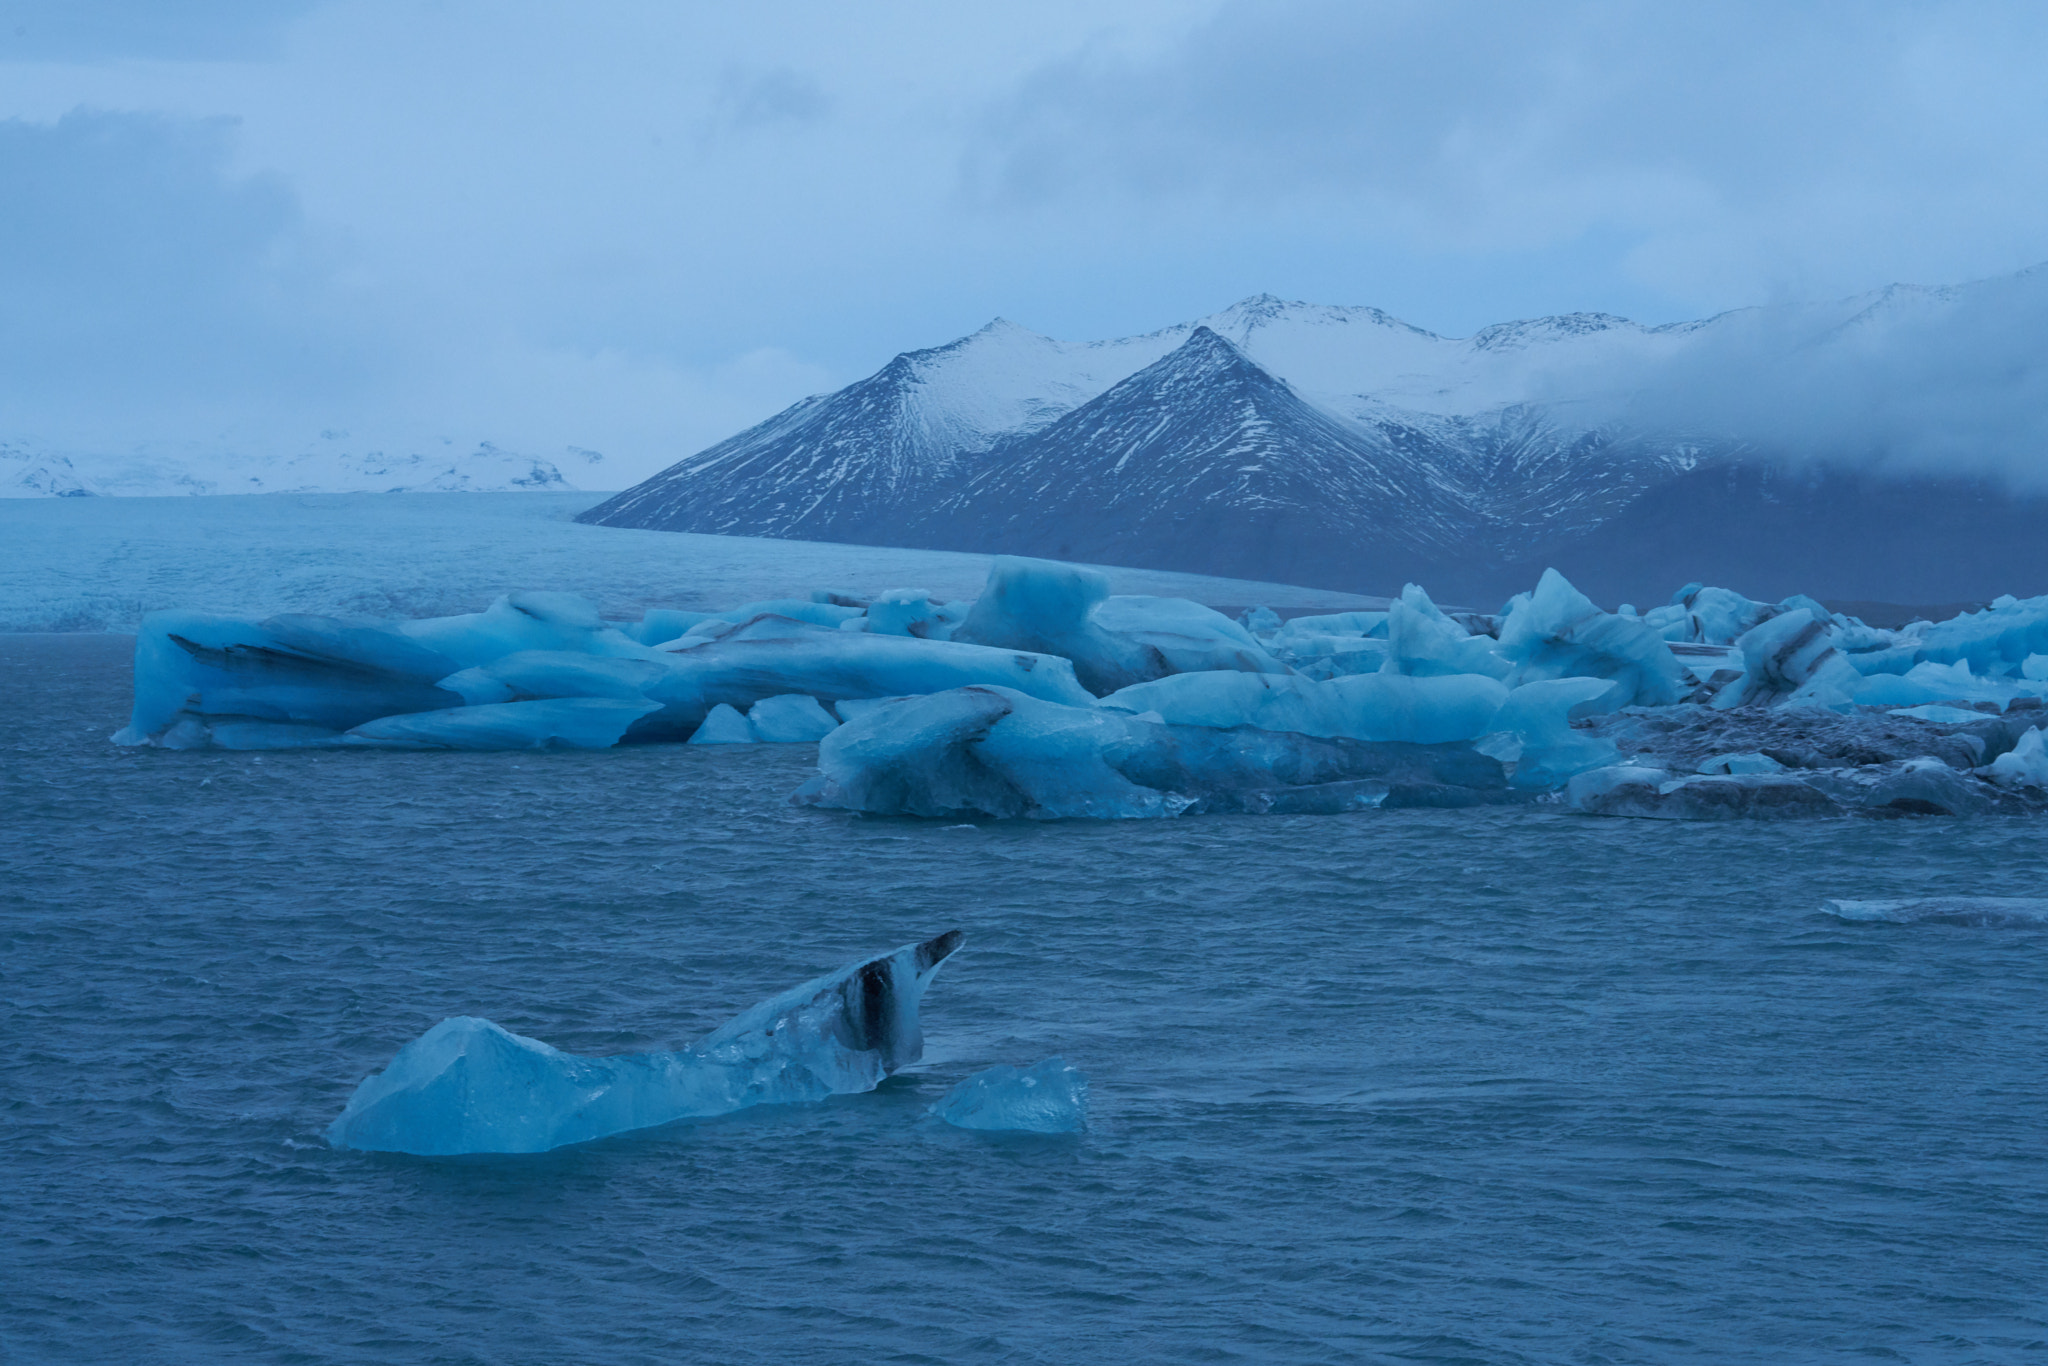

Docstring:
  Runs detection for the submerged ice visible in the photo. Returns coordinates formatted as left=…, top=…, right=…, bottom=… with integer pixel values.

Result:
left=328, top=931, right=963, bottom=1155
left=929, top=1057, right=1089, bottom=1133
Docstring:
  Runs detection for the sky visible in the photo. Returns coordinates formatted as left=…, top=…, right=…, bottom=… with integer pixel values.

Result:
left=4, top=0, right=2048, bottom=482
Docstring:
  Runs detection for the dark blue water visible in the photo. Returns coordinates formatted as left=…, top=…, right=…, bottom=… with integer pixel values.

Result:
left=5, top=634, right=2045, bottom=1364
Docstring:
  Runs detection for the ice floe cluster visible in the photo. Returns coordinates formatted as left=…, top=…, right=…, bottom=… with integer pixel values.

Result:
left=119, top=555, right=2048, bottom=820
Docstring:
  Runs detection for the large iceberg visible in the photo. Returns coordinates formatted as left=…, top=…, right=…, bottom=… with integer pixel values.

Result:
left=328, top=930, right=964, bottom=1155
left=117, top=593, right=1093, bottom=749
left=116, top=611, right=466, bottom=748
left=928, top=1058, right=1089, bottom=1134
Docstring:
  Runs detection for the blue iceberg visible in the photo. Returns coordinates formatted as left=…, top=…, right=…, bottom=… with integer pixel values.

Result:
left=793, top=685, right=1515, bottom=819
left=953, top=555, right=1282, bottom=695
left=327, top=930, right=964, bottom=1155
left=1497, top=570, right=1688, bottom=708
left=929, top=1057, right=1088, bottom=1133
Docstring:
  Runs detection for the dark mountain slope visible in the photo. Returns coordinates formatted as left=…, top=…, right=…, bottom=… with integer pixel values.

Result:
left=902, top=328, right=1475, bottom=591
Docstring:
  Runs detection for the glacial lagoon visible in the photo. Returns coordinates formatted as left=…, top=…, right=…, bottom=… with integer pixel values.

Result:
left=5, top=631, right=2045, bottom=1364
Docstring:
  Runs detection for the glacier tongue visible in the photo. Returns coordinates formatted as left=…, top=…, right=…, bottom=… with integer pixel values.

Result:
left=327, top=931, right=964, bottom=1155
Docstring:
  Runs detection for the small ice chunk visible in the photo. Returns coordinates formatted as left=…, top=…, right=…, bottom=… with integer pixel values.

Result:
left=928, top=1057, right=1088, bottom=1133
left=1567, top=765, right=1840, bottom=820
left=1988, top=727, right=2048, bottom=788
left=626, top=608, right=716, bottom=645
left=1696, top=751, right=1786, bottom=775
left=866, top=588, right=957, bottom=640
left=687, top=703, right=756, bottom=745
left=2024, top=654, right=2048, bottom=681
left=746, top=694, right=838, bottom=743
left=1890, top=704, right=1995, bottom=724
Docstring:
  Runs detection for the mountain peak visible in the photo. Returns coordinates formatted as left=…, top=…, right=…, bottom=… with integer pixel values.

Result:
left=1168, top=324, right=1254, bottom=366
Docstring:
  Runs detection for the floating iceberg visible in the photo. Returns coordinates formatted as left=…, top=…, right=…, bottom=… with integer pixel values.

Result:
left=685, top=694, right=840, bottom=745
left=1988, top=727, right=2048, bottom=788
left=685, top=702, right=757, bottom=745
left=1483, top=677, right=1620, bottom=788
left=1845, top=593, right=2048, bottom=677
left=792, top=685, right=1514, bottom=819
left=1711, top=609, right=1860, bottom=709
left=1100, top=670, right=1509, bottom=745
left=1821, top=898, right=2048, bottom=928
left=864, top=588, right=963, bottom=640
left=1497, top=570, right=1687, bottom=708
left=929, top=1058, right=1088, bottom=1133
left=1566, top=765, right=1844, bottom=820
left=398, top=591, right=658, bottom=670
left=1381, top=584, right=1509, bottom=679
left=953, top=555, right=1282, bottom=695
left=328, top=930, right=964, bottom=1155
left=116, top=611, right=464, bottom=748
left=644, top=614, right=1092, bottom=737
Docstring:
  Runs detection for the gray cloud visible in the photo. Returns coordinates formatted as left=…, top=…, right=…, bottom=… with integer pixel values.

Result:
left=0, top=109, right=372, bottom=438
left=712, top=66, right=831, bottom=134
left=0, top=0, right=321, bottom=63
left=1602, top=268, right=2048, bottom=489
left=969, top=1, right=2048, bottom=305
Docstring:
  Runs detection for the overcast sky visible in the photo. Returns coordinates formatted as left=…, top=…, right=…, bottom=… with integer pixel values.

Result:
left=5, top=0, right=2048, bottom=479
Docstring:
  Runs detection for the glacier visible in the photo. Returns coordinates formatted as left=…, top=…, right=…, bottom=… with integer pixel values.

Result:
left=928, top=1058, right=1089, bottom=1134
left=109, top=549, right=2048, bottom=823
left=328, top=931, right=964, bottom=1155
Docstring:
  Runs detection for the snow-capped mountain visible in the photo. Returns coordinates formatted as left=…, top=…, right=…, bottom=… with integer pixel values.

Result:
left=1, top=437, right=604, bottom=498
left=578, top=295, right=1713, bottom=600
left=579, top=272, right=2048, bottom=604
left=904, top=327, right=1475, bottom=589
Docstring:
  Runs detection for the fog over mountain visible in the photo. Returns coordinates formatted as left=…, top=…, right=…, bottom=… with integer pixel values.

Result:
left=579, top=266, right=2048, bottom=606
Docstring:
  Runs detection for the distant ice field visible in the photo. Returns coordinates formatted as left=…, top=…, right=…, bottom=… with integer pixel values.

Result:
left=0, top=491, right=1382, bottom=633
left=4, top=634, right=2045, bottom=1365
